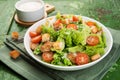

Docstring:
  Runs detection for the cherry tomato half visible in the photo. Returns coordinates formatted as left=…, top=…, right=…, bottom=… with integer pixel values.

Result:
left=72, top=16, right=79, bottom=22
left=75, top=53, right=89, bottom=65
left=86, top=36, right=99, bottom=46
left=42, top=52, right=54, bottom=63
left=29, top=31, right=38, bottom=38
left=86, top=21, right=95, bottom=26
left=67, top=24, right=78, bottom=30
left=53, top=19, right=63, bottom=30
left=31, top=35, right=42, bottom=43
left=53, top=19, right=62, bottom=26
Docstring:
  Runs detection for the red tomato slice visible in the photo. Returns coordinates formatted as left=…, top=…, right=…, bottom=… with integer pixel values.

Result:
left=42, top=52, right=54, bottom=63
left=53, top=19, right=63, bottom=30
left=86, top=36, right=99, bottom=46
left=29, top=31, right=38, bottom=38
left=31, top=35, right=42, bottom=43
left=54, top=19, right=61, bottom=25
left=67, top=24, right=78, bottom=30
left=86, top=21, right=95, bottom=26
left=72, top=16, right=79, bottom=22
left=75, top=53, right=89, bottom=65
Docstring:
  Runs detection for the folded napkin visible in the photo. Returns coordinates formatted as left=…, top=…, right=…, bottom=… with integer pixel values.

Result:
left=0, top=28, right=120, bottom=80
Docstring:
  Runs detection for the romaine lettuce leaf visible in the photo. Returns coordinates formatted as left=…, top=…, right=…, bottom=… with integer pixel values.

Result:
left=56, top=12, right=61, bottom=19
left=41, top=25, right=59, bottom=41
left=33, top=43, right=43, bottom=55
left=57, top=37, right=65, bottom=51
left=51, top=53, right=72, bottom=66
left=62, top=58, right=72, bottom=66
left=85, top=45, right=104, bottom=56
left=51, top=53, right=63, bottom=65
left=72, top=25, right=91, bottom=46
left=67, top=45, right=85, bottom=53
left=101, top=32, right=106, bottom=47
left=62, top=29, right=73, bottom=47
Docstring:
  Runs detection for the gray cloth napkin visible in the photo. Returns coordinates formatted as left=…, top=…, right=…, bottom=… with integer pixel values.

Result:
left=0, top=28, right=120, bottom=80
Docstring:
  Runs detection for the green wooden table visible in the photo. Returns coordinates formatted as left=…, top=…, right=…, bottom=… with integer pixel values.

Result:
left=0, top=0, right=120, bottom=80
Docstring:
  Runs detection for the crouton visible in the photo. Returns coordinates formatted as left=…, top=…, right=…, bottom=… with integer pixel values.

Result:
left=53, top=41, right=63, bottom=50
left=9, top=50, right=20, bottom=59
left=30, top=42, right=39, bottom=50
left=42, top=33, right=50, bottom=42
left=11, top=32, right=19, bottom=40
left=91, top=53, right=101, bottom=61
left=36, top=26, right=42, bottom=34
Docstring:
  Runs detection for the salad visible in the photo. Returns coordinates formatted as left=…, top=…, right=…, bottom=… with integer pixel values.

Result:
left=29, top=13, right=106, bottom=66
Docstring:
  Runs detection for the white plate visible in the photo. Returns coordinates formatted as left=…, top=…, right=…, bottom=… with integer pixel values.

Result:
left=24, top=15, right=113, bottom=71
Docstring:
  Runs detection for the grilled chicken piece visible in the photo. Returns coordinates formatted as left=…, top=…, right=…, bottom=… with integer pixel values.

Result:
left=30, top=42, right=39, bottom=50
left=42, top=33, right=50, bottom=42
left=53, top=41, right=64, bottom=50
left=40, top=41, right=53, bottom=52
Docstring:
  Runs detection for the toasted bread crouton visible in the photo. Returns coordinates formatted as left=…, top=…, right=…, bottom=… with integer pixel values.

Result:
left=91, top=53, right=101, bottom=61
left=11, top=32, right=19, bottom=40
left=42, top=33, right=50, bottom=42
left=9, top=50, right=20, bottom=59
left=30, top=42, right=39, bottom=50
left=36, top=26, right=42, bottom=34
left=53, top=41, right=63, bottom=50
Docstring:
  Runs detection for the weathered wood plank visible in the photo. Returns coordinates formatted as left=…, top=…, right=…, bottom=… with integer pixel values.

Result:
left=0, top=0, right=17, bottom=47
left=0, top=0, right=22, bottom=80
left=0, top=0, right=17, bottom=35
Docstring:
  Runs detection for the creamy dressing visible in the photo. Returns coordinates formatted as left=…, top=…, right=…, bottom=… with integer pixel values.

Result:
left=18, top=2, right=42, bottom=11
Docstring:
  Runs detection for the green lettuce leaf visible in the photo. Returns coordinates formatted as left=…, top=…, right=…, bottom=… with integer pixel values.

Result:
left=51, top=36, right=65, bottom=55
left=85, top=45, right=104, bottom=56
left=72, top=25, right=91, bottom=46
left=51, top=53, right=72, bottom=66
left=62, top=58, right=72, bottom=66
left=67, top=45, right=85, bottom=53
left=57, top=36, right=65, bottom=51
left=41, top=25, right=59, bottom=41
left=51, top=53, right=63, bottom=65
left=56, top=12, right=61, bottom=19
left=33, top=43, right=42, bottom=55
left=101, top=32, right=106, bottom=47
left=61, top=28, right=73, bottom=47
